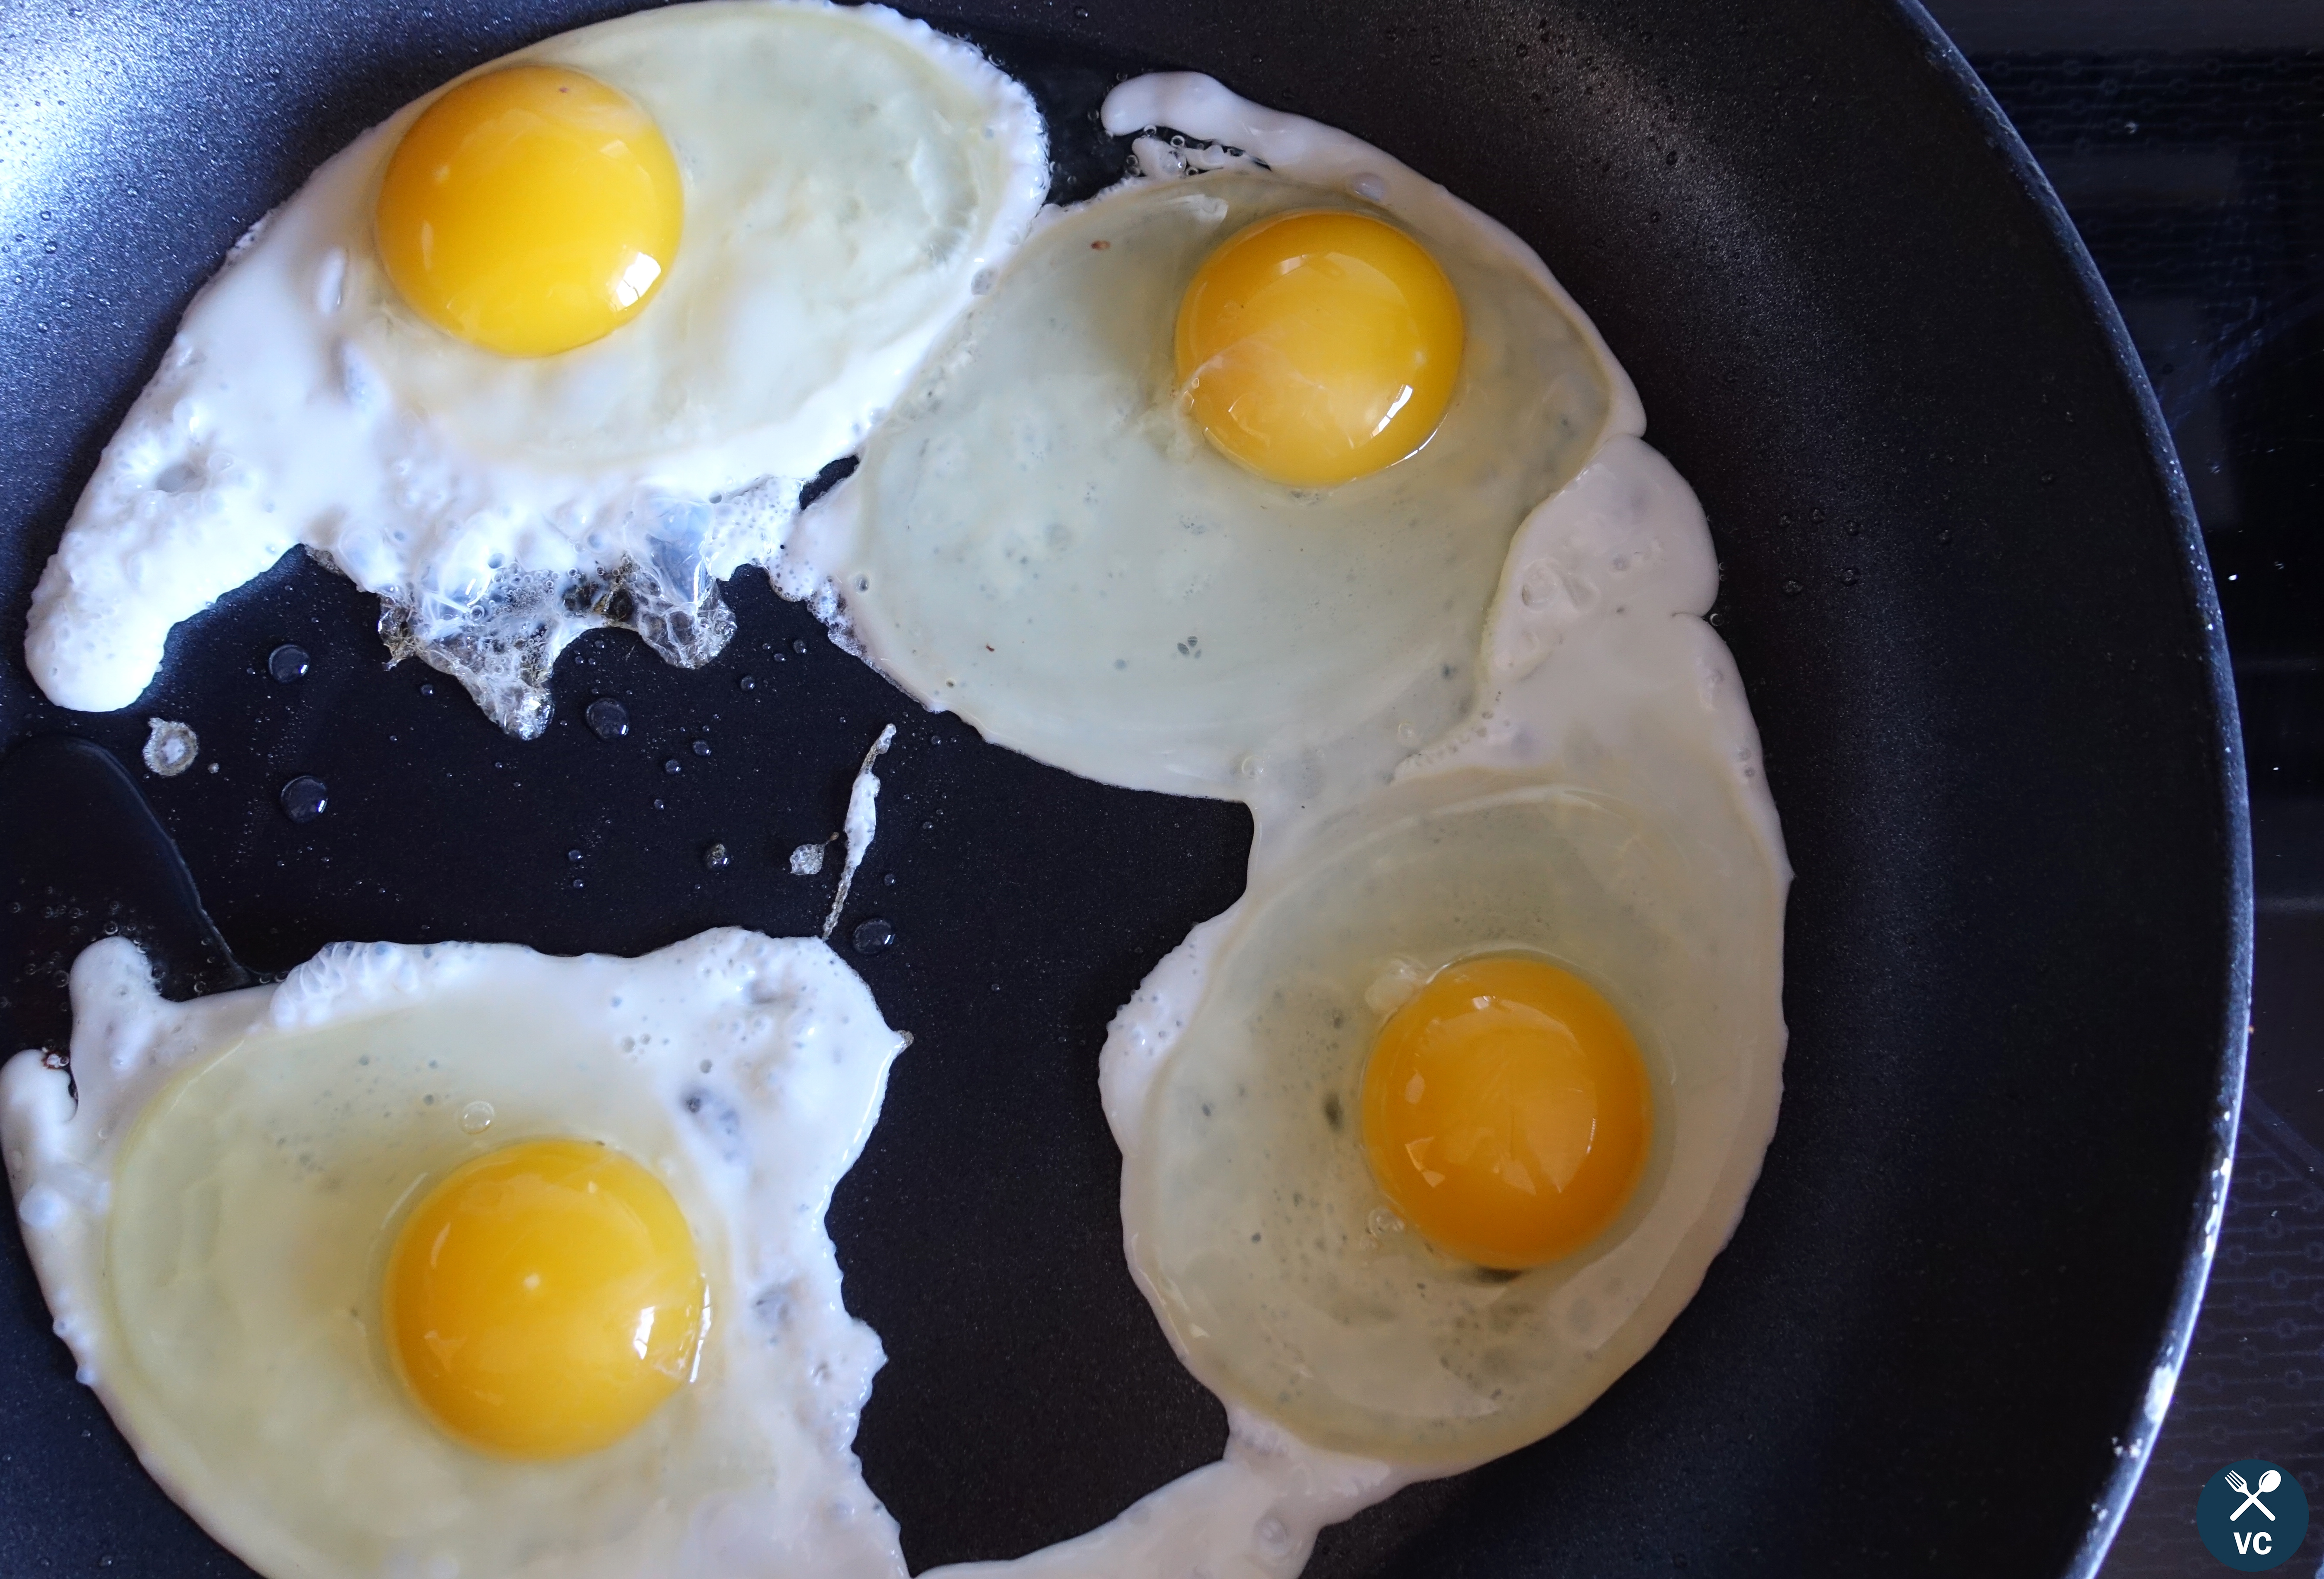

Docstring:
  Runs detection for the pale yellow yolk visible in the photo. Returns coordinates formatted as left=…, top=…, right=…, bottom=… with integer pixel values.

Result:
left=1361, top=956, right=1649, bottom=1270
left=374, top=64, right=683, bottom=358
left=1174, top=209, right=1464, bottom=487
left=384, top=1138, right=705, bottom=1459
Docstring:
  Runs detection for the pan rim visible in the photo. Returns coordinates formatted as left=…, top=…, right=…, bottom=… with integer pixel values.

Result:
left=1890, top=1, right=2255, bottom=1571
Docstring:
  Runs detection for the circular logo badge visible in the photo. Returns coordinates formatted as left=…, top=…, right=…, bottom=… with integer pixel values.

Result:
left=2197, top=1460, right=2310, bottom=1570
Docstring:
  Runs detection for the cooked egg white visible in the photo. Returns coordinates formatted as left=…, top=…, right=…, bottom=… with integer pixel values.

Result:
left=0, top=929, right=912, bottom=1579
left=781, top=90, right=1633, bottom=807
left=26, top=0, right=1046, bottom=735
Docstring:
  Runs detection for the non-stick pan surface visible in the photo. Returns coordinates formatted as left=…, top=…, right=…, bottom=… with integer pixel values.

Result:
left=0, top=0, right=2250, bottom=1572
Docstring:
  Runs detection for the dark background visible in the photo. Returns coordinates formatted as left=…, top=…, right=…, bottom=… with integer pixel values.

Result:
left=1925, top=0, right=2324, bottom=1571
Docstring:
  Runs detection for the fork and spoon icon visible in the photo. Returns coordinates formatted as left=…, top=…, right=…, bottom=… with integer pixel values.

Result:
left=2227, top=1468, right=2283, bottom=1522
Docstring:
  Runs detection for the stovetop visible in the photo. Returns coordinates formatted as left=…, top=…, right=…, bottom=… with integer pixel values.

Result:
left=1926, top=2, right=2324, bottom=1570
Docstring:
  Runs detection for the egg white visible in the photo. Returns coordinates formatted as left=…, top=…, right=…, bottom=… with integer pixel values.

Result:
left=782, top=121, right=1635, bottom=808
left=1, top=929, right=911, bottom=1579
left=26, top=0, right=1047, bottom=736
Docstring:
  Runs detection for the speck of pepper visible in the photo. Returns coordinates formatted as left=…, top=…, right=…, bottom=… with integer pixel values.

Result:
left=852, top=918, right=896, bottom=954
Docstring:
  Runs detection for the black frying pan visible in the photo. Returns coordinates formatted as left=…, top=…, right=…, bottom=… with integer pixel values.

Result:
left=0, top=0, right=2250, bottom=1573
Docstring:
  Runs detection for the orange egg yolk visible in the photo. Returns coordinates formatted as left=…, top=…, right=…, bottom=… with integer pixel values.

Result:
left=1361, top=956, right=1650, bottom=1270
left=374, top=64, right=683, bottom=358
left=384, top=1138, right=705, bottom=1459
left=1173, top=209, right=1464, bottom=488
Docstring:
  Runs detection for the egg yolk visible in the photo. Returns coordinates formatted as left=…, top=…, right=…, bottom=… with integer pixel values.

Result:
left=384, top=1138, right=705, bottom=1459
left=374, top=65, right=683, bottom=358
left=1361, top=956, right=1649, bottom=1270
left=1173, top=209, right=1464, bottom=488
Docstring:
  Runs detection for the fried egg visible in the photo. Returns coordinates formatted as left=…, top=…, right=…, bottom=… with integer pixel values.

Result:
left=781, top=92, right=1633, bottom=806
left=26, top=0, right=1046, bottom=735
left=0, top=930, right=913, bottom=1579
left=1115, top=766, right=1781, bottom=1468
left=1061, top=432, right=1785, bottom=1565
left=818, top=75, right=1782, bottom=1573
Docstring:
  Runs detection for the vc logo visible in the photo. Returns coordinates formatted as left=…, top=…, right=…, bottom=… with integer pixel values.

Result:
left=2197, top=1459, right=2310, bottom=1570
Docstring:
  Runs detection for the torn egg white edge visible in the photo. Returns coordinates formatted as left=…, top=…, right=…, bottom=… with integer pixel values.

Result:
left=777, top=67, right=1649, bottom=734
left=823, top=722, right=897, bottom=938
left=0, top=928, right=917, bottom=1579
left=23, top=0, right=1050, bottom=718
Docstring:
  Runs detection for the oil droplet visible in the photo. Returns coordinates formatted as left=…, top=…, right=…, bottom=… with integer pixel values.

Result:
left=267, top=643, right=310, bottom=683
left=279, top=775, right=328, bottom=823
left=703, top=842, right=730, bottom=870
left=584, top=697, right=629, bottom=739
left=852, top=918, right=896, bottom=954
left=458, top=1101, right=494, bottom=1134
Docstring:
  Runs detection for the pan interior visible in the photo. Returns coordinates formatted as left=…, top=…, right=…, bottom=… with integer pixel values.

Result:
left=0, top=2, right=2242, bottom=1575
